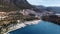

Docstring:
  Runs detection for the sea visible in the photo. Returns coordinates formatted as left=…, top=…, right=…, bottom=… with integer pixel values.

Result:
left=9, top=21, right=60, bottom=34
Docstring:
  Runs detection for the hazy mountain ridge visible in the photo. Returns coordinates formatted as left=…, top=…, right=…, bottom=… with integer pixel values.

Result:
left=46, top=7, right=60, bottom=14
left=0, top=0, right=60, bottom=14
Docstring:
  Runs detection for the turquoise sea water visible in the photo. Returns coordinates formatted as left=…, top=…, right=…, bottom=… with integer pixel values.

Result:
left=10, top=21, right=60, bottom=34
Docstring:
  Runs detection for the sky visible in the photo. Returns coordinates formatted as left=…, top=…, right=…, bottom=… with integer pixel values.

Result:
left=27, top=0, right=60, bottom=7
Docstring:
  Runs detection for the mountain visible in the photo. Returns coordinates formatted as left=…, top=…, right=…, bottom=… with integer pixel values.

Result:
left=33, top=5, right=55, bottom=16
left=46, top=7, right=60, bottom=14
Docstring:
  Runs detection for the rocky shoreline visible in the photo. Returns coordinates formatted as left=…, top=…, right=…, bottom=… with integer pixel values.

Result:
left=4, top=20, right=41, bottom=34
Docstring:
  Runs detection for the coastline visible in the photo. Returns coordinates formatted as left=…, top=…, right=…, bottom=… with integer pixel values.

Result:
left=4, top=20, right=41, bottom=34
